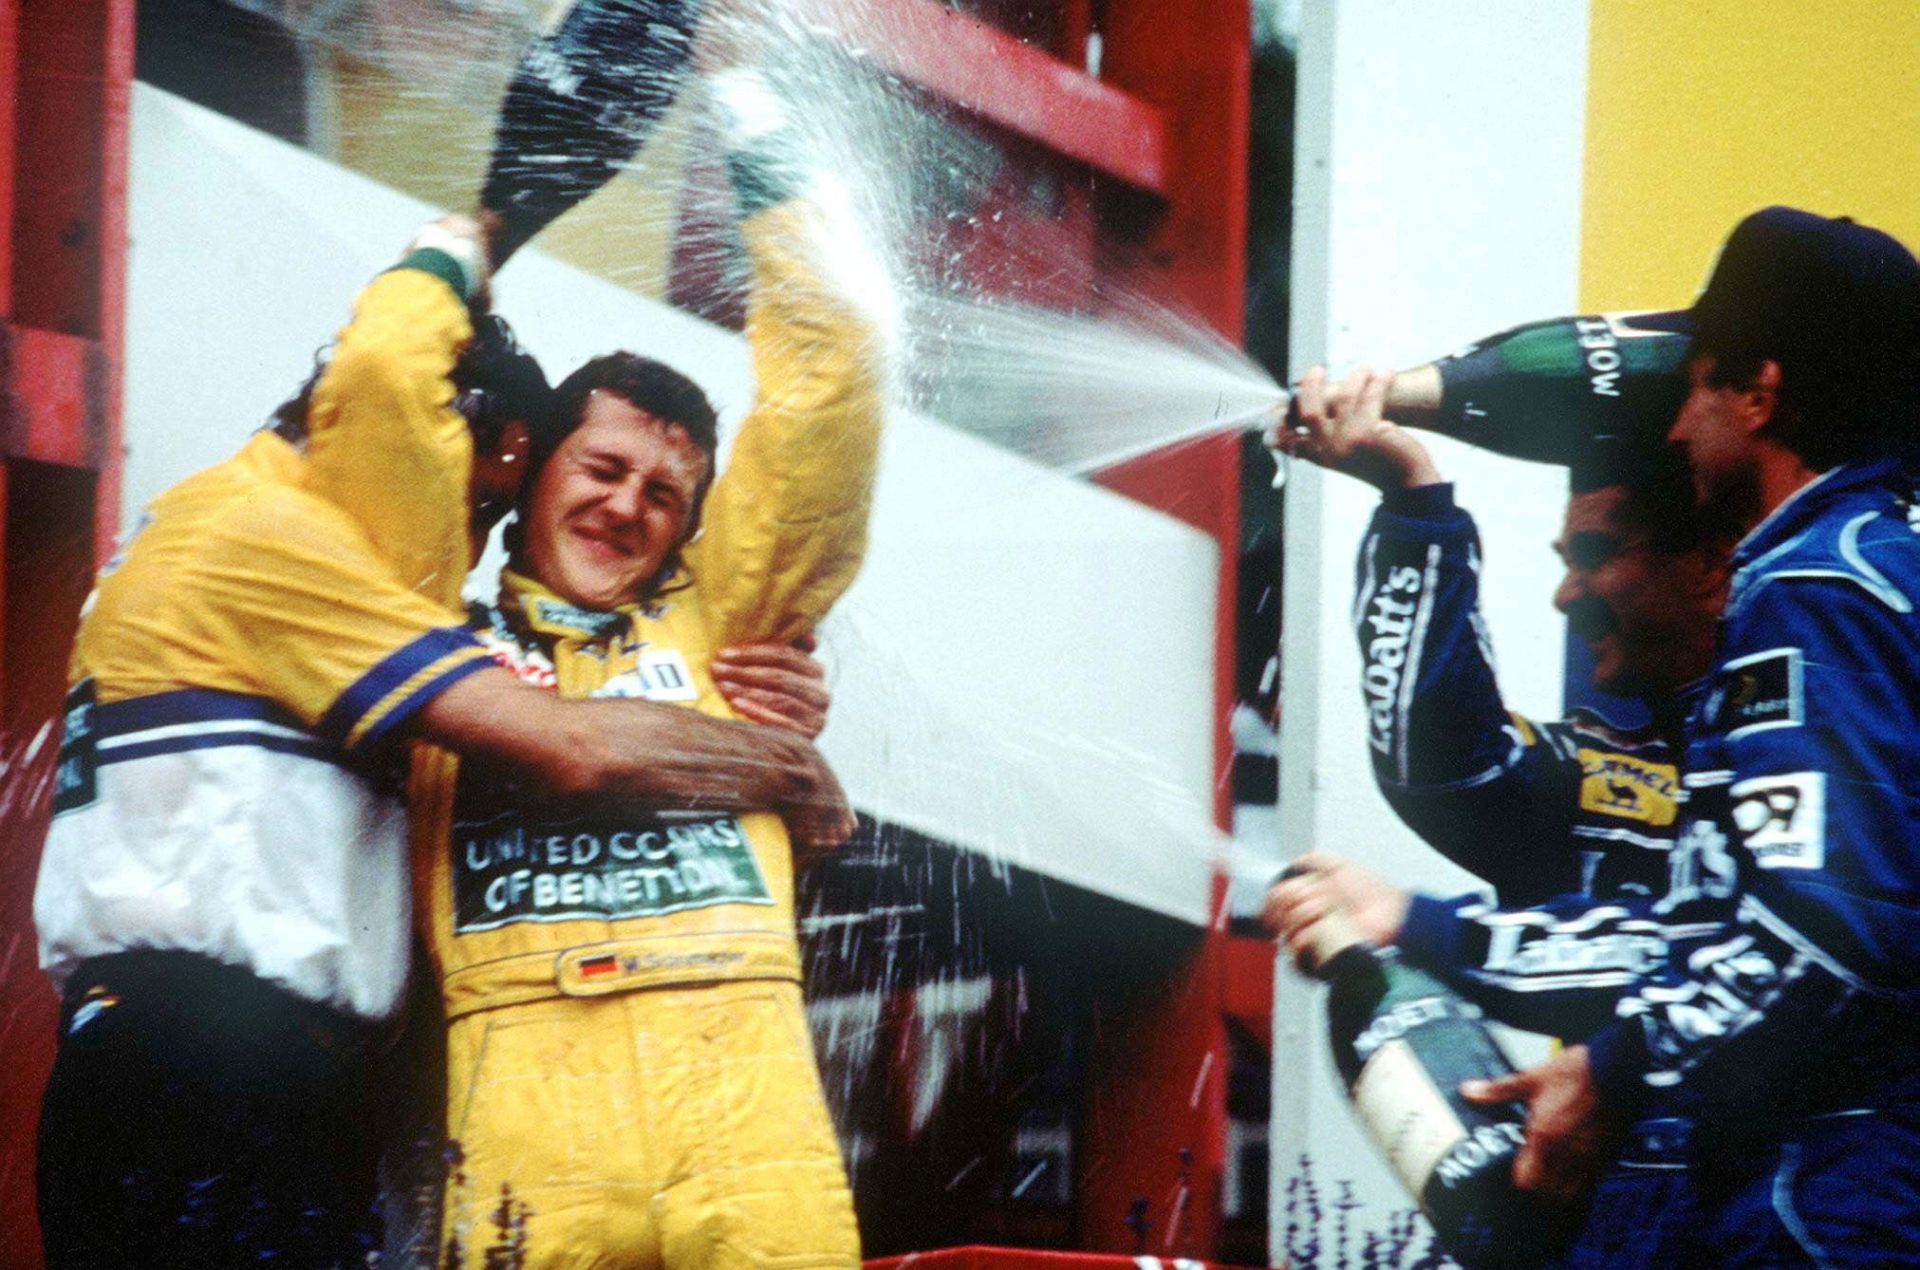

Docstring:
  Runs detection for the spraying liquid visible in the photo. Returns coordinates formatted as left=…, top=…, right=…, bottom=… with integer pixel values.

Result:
left=94, top=3, right=1293, bottom=1264
left=901, top=290, right=1286, bottom=473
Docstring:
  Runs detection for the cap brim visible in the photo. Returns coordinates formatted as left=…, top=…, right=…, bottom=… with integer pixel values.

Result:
left=1617, top=308, right=1694, bottom=334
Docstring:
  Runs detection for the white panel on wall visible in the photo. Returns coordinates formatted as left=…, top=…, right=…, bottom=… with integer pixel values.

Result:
left=1275, top=2, right=1592, bottom=1262
left=127, top=84, right=1222, bottom=927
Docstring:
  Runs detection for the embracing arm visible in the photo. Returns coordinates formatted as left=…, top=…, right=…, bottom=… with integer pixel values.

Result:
left=413, top=665, right=853, bottom=850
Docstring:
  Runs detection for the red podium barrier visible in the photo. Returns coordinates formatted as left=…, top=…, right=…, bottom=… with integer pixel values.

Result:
left=866, top=1245, right=1259, bottom=1270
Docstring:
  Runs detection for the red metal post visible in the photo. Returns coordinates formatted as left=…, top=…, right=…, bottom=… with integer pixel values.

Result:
left=1077, top=873, right=1232, bottom=1258
left=792, top=0, right=1168, bottom=196
left=1076, top=0, right=1253, bottom=1259
left=1097, top=0, right=1251, bottom=343
left=0, top=0, right=18, bottom=317
left=1, top=1, right=135, bottom=1264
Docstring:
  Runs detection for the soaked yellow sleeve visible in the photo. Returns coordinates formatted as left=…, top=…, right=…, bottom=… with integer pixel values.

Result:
left=687, top=197, right=884, bottom=644
left=185, top=484, right=492, bottom=752
left=304, top=266, right=475, bottom=612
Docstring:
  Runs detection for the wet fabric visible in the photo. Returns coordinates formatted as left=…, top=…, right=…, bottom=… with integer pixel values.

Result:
left=442, top=980, right=858, bottom=1270
left=37, top=952, right=390, bottom=1270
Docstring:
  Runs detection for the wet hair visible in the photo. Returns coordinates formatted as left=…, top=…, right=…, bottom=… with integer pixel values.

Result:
left=535, top=352, right=720, bottom=479
left=268, top=314, right=552, bottom=453
left=1573, top=436, right=1723, bottom=555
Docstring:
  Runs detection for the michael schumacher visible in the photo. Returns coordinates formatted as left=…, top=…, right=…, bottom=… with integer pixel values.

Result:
left=408, top=70, right=883, bottom=1270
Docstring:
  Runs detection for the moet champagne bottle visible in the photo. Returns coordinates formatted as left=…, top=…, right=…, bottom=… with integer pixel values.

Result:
left=1377, top=312, right=1691, bottom=466
left=1299, top=905, right=1559, bottom=1269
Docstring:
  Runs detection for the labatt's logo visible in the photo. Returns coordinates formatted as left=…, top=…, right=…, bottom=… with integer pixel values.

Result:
left=1574, top=316, right=1627, bottom=398
left=1363, top=565, right=1422, bottom=756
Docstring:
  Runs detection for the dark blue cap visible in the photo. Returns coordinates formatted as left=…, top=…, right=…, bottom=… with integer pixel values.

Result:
left=1624, top=206, right=1920, bottom=396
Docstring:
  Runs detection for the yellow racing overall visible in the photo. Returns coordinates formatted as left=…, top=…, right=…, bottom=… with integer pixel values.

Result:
left=409, top=195, right=881, bottom=1270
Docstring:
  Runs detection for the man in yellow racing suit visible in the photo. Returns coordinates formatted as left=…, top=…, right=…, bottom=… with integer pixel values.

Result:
left=409, top=90, right=884, bottom=1270
left=31, top=225, right=528, bottom=1268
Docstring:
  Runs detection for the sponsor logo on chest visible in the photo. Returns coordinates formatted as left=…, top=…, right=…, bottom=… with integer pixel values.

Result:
left=1576, top=748, right=1679, bottom=826
left=451, top=808, right=774, bottom=932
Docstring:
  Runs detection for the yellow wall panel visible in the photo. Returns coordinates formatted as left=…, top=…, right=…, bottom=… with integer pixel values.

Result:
left=1581, top=0, right=1920, bottom=311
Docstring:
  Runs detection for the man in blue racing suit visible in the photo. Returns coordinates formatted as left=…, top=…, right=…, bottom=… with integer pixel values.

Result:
left=1264, top=360, right=1728, bottom=1051
left=1468, top=207, right=1920, bottom=1267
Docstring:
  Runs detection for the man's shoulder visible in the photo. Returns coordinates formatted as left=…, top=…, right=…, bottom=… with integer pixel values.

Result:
left=1733, top=476, right=1920, bottom=622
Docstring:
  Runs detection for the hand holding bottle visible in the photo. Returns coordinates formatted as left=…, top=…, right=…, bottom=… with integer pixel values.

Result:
left=1268, top=366, right=1445, bottom=493
left=1262, top=851, right=1411, bottom=968
left=1462, top=1045, right=1621, bottom=1210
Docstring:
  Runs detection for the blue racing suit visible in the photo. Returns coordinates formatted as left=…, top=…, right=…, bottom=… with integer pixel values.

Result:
left=1552, top=456, right=1920, bottom=1268
left=1353, top=484, right=1684, bottom=1042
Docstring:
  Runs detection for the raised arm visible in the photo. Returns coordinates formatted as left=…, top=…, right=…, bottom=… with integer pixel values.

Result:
left=301, top=220, right=490, bottom=610
left=686, top=70, right=886, bottom=645
left=1284, top=366, right=1604, bottom=901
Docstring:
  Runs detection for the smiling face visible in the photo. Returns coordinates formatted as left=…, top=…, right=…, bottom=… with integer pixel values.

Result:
left=1552, top=487, right=1726, bottom=700
left=519, top=391, right=711, bottom=609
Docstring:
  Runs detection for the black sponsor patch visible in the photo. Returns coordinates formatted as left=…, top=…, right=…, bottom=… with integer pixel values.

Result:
left=1705, top=648, right=1801, bottom=737
left=52, top=679, right=97, bottom=815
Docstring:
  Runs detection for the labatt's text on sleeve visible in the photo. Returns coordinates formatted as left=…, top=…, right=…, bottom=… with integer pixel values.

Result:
left=1364, top=563, right=1425, bottom=757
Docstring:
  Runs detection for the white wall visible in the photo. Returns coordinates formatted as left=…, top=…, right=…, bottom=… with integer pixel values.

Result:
left=1275, top=1, right=1591, bottom=1259
left=126, top=84, right=1222, bottom=927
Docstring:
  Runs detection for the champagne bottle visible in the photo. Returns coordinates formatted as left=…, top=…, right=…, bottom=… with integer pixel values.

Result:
left=1284, top=313, right=1690, bottom=467
left=1296, top=896, right=1560, bottom=1269
left=481, top=0, right=703, bottom=265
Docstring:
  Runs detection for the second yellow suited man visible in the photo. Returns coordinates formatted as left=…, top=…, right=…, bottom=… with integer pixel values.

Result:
left=410, top=69, right=883, bottom=1270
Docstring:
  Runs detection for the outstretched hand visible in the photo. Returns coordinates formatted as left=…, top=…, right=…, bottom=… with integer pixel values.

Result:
left=1460, top=1045, right=1620, bottom=1210
left=1267, top=366, right=1442, bottom=493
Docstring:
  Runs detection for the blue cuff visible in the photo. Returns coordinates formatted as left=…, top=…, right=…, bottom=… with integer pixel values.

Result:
left=1583, top=1019, right=1655, bottom=1115
left=1394, top=891, right=1478, bottom=972
left=1381, top=482, right=1456, bottom=518
left=316, top=625, right=489, bottom=752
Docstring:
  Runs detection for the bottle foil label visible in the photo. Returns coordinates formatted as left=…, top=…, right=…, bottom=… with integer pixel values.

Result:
left=1350, top=1037, right=1468, bottom=1200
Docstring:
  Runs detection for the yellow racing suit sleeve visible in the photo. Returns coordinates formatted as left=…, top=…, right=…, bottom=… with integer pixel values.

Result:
left=176, top=479, right=492, bottom=752
left=303, top=263, right=476, bottom=612
left=686, top=195, right=884, bottom=645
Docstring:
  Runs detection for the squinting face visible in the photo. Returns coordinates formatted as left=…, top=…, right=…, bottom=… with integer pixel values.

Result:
left=1552, top=487, right=1725, bottom=699
left=521, top=391, right=710, bottom=609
